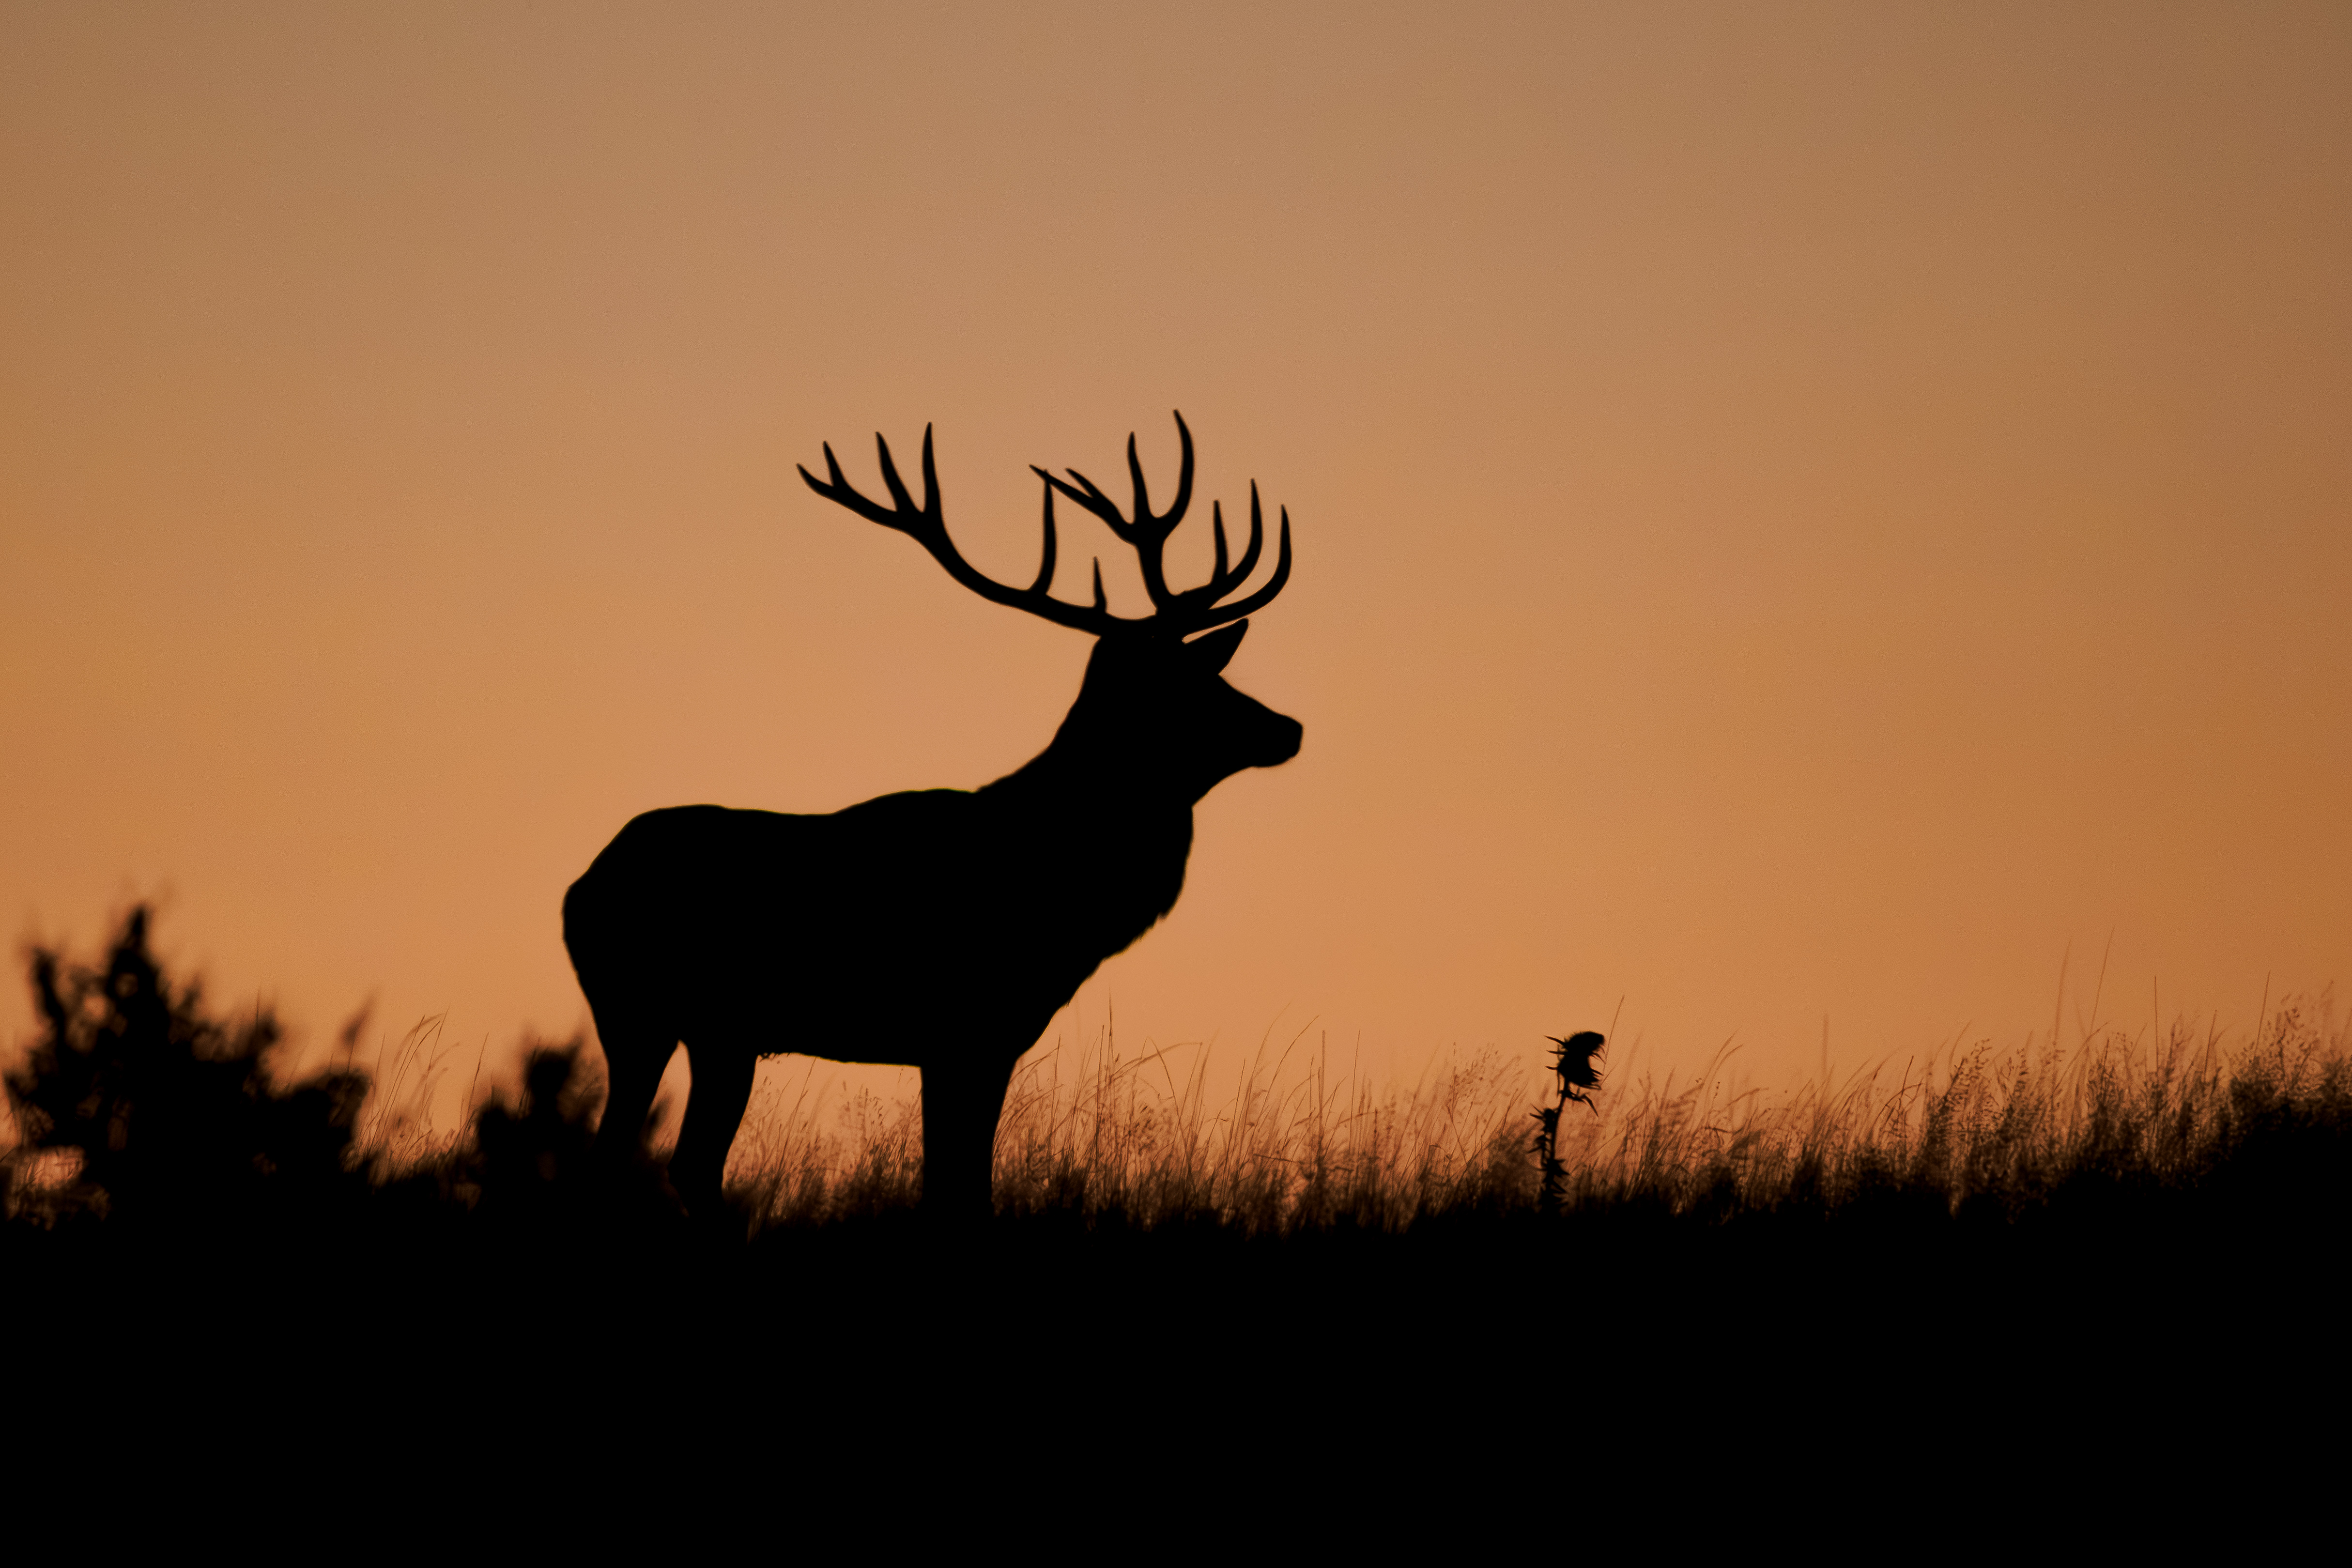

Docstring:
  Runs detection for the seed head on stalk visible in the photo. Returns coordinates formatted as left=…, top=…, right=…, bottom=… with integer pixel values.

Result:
left=1533, top=1030, right=1606, bottom=1214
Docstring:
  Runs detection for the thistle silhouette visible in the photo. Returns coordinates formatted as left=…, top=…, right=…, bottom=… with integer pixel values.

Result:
left=1533, top=1031, right=1606, bottom=1214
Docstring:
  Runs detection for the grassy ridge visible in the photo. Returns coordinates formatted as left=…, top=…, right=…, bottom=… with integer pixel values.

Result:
left=8, top=906, right=2347, bottom=1239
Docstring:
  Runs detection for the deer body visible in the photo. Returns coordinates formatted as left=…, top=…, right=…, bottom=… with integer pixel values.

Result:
left=565, top=416, right=1300, bottom=1218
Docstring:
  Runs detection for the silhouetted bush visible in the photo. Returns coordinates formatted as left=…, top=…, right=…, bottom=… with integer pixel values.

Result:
left=3, top=907, right=370, bottom=1230
left=0, top=912, right=655, bottom=1239
left=466, top=1039, right=642, bottom=1231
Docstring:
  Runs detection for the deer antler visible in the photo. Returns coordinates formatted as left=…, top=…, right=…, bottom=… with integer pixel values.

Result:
left=799, top=413, right=1291, bottom=639
left=799, top=426, right=1117, bottom=636
left=1032, top=411, right=1291, bottom=637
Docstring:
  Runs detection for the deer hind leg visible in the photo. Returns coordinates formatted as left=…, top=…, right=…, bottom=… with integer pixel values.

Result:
left=585, top=996, right=676, bottom=1160
left=920, top=1055, right=1016, bottom=1222
left=667, top=1043, right=755, bottom=1220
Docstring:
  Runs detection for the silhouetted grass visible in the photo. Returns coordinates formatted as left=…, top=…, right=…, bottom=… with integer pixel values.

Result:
left=723, top=1029, right=1543, bottom=1231
left=708, top=994, right=2351, bottom=1245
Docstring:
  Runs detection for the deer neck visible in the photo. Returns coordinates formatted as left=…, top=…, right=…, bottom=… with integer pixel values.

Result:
left=978, top=737, right=1196, bottom=950
left=988, top=735, right=1191, bottom=837
left=980, top=668, right=1213, bottom=940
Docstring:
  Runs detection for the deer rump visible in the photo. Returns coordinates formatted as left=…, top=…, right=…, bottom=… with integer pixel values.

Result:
left=563, top=790, right=1191, bottom=1072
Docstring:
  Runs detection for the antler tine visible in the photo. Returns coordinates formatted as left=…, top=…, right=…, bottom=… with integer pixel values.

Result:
left=1222, top=483, right=1267, bottom=596
left=1180, top=484, right=1266, bottom=612
left=873, top=428, right=929, bottom=522
left=1035, top=464, right=1133, bottom=539
left=919, top=425, right=943, bottom=524
left=1167, top=411, right=1195, bottom=527
left=1189, top=501, right=1291, bottom=629
left=1027, top=477, right=1060, bottom=596
left=1125, top=433, right=1150, bottom=534
left=798, top=442, right=906, bottom=532
left=1119, top=415, right=1194, bottom=538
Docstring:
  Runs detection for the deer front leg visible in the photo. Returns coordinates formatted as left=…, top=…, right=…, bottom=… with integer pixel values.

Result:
left=920, top=1054, right=1016, bottom=1222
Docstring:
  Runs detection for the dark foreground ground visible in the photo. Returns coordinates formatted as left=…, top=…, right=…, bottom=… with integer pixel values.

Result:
left=9, top=1132, right=2339, bottom=1419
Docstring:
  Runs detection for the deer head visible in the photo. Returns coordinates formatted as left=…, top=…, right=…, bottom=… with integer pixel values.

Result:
left=799, top=413, right=1302, bottom=801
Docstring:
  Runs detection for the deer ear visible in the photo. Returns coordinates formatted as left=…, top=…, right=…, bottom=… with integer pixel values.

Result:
left=1185, top=620, right=1249, bottom=673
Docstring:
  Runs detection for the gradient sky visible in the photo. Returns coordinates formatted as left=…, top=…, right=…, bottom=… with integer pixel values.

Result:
left=3, top=3, right=2347, bottom=1117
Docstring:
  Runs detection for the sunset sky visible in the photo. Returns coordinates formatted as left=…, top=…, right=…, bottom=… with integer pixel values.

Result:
left=3, top=3, right=2346, bottom=1119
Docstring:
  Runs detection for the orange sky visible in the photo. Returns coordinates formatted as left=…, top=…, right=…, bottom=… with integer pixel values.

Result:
left=3, top=3, right=2347, bottom=1117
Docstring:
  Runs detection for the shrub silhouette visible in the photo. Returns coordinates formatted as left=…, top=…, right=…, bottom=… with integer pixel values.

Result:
left=3, top=907, right=369, bottom=1229
left=2, top=911, right=678, bottom=1242
left=466, top=1040, right=643, bottom=1230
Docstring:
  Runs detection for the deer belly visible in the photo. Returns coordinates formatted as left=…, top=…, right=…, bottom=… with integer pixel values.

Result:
left=660, top=915, right=1079, bottom=1066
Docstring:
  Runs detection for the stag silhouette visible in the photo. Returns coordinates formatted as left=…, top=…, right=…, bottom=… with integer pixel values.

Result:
left=563, top=414, right=1301, bottom=1220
